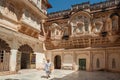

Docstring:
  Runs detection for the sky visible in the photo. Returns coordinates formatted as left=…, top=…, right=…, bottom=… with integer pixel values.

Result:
left=47, top=0, right=106, bottom=13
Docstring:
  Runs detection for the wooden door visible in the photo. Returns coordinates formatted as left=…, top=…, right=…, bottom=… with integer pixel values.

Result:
left=54, top=55, right=61, bottom=69
left=79, top=59, right=86, bottom=70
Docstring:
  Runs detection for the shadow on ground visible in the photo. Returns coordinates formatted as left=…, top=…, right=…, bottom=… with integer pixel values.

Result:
left=41, top=75, right=48, bottom=78
left=50, top=71, right=120, bottom=80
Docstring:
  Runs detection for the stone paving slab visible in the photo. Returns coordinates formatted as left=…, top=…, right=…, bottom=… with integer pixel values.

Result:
left=0, top=70, right=120, bottom=80
left=51, top=71, right=120, bottom=80
left=0, top=70, right=74, bottom=80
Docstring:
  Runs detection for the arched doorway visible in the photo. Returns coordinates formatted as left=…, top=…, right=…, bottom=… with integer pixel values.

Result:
left=0, top=39, right=10, bottom=72
left=18, top=44, right=33, bottom=69
left=54, top=55, right=61, bottom=69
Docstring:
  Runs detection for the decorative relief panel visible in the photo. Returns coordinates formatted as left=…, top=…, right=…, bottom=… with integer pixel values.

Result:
left=50, top=23, right=63, bottom=40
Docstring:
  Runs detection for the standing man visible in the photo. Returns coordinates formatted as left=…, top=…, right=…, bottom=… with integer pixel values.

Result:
left=45, top=59, right=52, bottom=79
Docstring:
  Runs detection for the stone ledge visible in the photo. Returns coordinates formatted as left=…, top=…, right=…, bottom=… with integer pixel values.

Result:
left=0, top=71, right=16, bottom=76
left=62, top=66, right=73, bottom=70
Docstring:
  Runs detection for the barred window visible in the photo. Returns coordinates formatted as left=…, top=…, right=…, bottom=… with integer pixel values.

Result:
left=0, top=50, right=4, bottom=63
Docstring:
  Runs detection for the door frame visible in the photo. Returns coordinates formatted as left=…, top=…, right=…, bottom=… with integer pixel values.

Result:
left=20, top=52, right=31, bottom=69
left=79, top=58, right=86, bottom=70
left=54, top=55, right=61, bottom=69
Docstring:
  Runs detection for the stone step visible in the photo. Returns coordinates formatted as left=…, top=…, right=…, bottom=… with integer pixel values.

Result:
left=18, top=69, right=38, bottom=74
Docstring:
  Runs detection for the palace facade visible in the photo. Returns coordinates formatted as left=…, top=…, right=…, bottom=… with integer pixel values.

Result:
left=45, top=0, right=120, bottom=72
left=0, top=0, right=51, bottom=74
left=0, top=0, right=120, bottom=74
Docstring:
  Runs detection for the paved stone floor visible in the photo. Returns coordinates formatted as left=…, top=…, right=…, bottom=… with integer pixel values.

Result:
left=0, top=69, right=120, bottom=80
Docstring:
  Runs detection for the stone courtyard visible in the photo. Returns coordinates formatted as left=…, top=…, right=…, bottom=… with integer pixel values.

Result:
left=0, top=70, right=120, bottom=80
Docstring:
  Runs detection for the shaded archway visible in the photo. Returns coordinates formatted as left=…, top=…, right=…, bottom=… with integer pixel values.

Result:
left=0, top=39, right=10, bottom=71
left=54, top=55, right=61, bottom=69
left=18, top=44, right=33, bottom=69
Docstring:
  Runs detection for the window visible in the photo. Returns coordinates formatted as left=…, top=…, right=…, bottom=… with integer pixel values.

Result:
left=96, top=58, right=100, bottom=68
left=112, top=58, right=116, bottom=68
left=112, top=18, right=118, bottom=31
left=0, top=50, right=4, bottom=63
left=110, top=14, right=119, bottom=31
left=76, top=15, right=89, bottom=32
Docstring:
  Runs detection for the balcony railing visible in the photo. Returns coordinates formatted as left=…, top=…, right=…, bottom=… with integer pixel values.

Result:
left=21, top=13, right=41, bottom=31
left=90, top=0, right=119, bottom=10
left=45, top=37, right=117, bottom=50
left=48, top=0, right=120, bottom=19
left=28, top=0, right=47, bottom=15
left=0, top=5, right=18, bottom=22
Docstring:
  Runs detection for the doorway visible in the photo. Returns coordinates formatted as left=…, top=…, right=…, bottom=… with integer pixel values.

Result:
left=79, top=59, right=86, bottom=70
left=21, top=53, right=30, bottom=69
left=18, top=44, right=33, bottom=70
left=54, top=55, right=61, bottom=69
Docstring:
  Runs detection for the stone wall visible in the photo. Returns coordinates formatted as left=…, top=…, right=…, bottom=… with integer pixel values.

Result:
left=46, top=47, right=120, bottom=72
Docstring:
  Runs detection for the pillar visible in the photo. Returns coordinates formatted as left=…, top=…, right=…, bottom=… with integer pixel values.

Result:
left=73, top=52, right=78, bottom=71
left=105, top=48, right=108, bottom=71
left=34, top=52, right=46, bottom=69
left=10, top=49, right=17, bottom=71
left=89, top=51, right=93, bottom=71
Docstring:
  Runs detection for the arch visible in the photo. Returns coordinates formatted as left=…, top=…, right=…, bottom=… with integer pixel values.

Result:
left=110, top=13, right=119, bottom=18
left=0, top=39, right=10, bottom=52
left=18, top=44, right=33, bottom=69
left=93, top=53, right=105, bottom=70
left=54, top=55, right=61, bottom=69
left=50, top=23, right=63, bottom=40
left=50, top=23, right=61, bottom=30
left=18, top=44, right=33, bottom=53
left=109, top=13, right=119, bottom=32
left=69, top=11, right=91, bottom=24
left=0, top=38, right=10, bottom=71
left=108, top=53, right=119, bottom=70
left=69, top=11, right=91, bottom=35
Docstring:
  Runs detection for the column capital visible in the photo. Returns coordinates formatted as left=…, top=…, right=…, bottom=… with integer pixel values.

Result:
left=10, top=49, right=18, bottom=54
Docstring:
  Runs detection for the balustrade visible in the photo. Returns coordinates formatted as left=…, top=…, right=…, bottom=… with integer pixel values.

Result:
left=45, top=37, right=112, bottom=50
left=21, top=12, right=41, bottom=31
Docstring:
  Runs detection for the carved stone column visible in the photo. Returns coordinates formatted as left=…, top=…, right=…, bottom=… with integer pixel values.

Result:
left=10, top=49, right=18, bottom=72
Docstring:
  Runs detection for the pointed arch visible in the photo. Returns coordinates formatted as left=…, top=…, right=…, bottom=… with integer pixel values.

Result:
left=69, top=11, right=91, bottom=24
left=0, top=38, right=10, bottom=52
left=18, top=44, right=33, bottom=53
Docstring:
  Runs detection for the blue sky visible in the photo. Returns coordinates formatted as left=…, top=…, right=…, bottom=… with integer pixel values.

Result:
left=47, top=0, right=106, bottom=13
